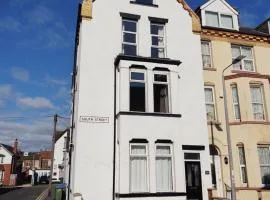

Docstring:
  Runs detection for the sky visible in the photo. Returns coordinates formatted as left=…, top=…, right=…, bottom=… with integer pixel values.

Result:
left=0, top=0, right=269, bottom=152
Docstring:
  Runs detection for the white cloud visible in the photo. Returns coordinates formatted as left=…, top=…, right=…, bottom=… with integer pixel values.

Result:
left=0, top=16, right=22, bottom=32
left=0, top=84, right=12, bottom=97
left=11, top=67, right=30, bottom=82
left=17, top=97, right=55, bottom=109
left=45, top=74, right=68, bottom=86
left=25, top=4, right=54, bottom=25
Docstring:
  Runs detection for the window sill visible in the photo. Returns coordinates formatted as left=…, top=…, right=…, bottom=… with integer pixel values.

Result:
left=203, top=67, right=217, bottom=71
left=117, top=111, right=182, bottom=118
left=116, top=192, right=186, bottom=198
left=130, top=1, right=158, bottom=7
left=229, top=120, right=270, bottom=125
left=231, top=70, right=258, bottom=74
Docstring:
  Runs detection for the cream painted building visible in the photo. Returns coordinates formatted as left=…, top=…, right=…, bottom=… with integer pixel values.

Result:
left=197, top=0, right=270, bottom=199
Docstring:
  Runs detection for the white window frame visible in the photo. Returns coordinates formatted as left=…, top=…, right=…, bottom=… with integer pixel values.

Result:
left=205, top=11, right=234, bottom=29
left=151, top=22, right=166, bottom=58
left=155, top=143, right=174, bottom=192
left=257, top=145, right=270, bottom=185
left=204, top=86, right=217, bottom=121
left=129, top=143, right=149, bottom=193
left=129, top=69, right=147, bottom=112
left=231, top=45, right=255, bottom=72
left=153, top=71, right=171, bottom=113
left=238, top=145, right=248, bottom=184
left=250, top=84, right=265, bottom=120
left=122, top=19, right=138, bottom=56
left=201, top=40, right=213, bottom=68
left=231, top=84, right=241, bottom=120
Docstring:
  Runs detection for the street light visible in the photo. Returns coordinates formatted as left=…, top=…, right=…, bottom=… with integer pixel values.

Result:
left=222, top=55, right=245, bottom=200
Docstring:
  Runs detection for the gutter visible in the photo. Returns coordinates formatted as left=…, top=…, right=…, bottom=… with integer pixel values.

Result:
left=67, top=4, right=82, bottom=200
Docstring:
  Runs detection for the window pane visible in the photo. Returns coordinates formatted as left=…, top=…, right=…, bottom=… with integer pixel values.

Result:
left=131, top=72, right=144, bottom=81
left=232, top=46, right=241, bottom=58
left=239, top=147, right=245, bottom=165
left=205, top=11, right=219, bottom=27
left=234, top=105, right=240, bottom=120
left=204, top=88, right=213, bottom=102
left=154, top=74, right=167, bottom=82
left=261, top=166, right=270, bottom=185
left=242, top=47, right=253, bottom=59
left=201, top=42, right=210, bottom=55
left=251, top=87, right=262, bottom=103
left=130, top=157, right=147, bottom=192
left=221, top=14, right=233, bottom=29
left=136, top=0, right=153, bottom=4
left=156, top=146, right=170, bottom=154
left=152, top=36, right=164, bottom=46
left=241, top=167, right=248, bottom=183
left=202, top=55, right=211, bottom=68
left=232, top=86, right=238, bottom=103
left=123, top=20, right=136, bottom=32
left=206, top=104, right=215, bottom=120
left=123, top=32, right=136, bottom=43
left=131, top=145, right=146, bottom=154
left=156, top=157, right=172, bottom=191
left=151, top=47, right=165, bottom=58
left=130, top=82, right=145, bottom=112
left=123, top=44, right=136, bottom=56
left=154, top=84, right=169, bottom=113
left=243, top=60, right=254, bottom=71
left=258, top=147, right=270, bottom=165
left=151, top=24, right=164, bottom=36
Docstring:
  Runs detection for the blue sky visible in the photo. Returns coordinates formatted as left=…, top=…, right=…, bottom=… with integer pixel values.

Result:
left=0, top=0, right=269, bottom=152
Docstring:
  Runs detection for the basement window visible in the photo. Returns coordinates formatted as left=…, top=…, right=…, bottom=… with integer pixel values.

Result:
left=153, top=72, right=169, bottom=113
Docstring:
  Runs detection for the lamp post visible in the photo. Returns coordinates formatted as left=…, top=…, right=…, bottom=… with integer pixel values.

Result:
left=222, top=55, right=245, bottom=200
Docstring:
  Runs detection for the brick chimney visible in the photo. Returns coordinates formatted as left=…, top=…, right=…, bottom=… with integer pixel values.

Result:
left=13, top=138, right=18, bottom=154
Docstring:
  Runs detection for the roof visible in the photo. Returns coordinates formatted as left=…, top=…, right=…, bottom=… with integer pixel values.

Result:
left=40, top=151, right=52, bottom=159
left=256, top=17, right=270, bottom=30
left=55, top=129, right=69, bottom=143
left=23, top=152, right=40, bottom=160
left=239, top=27, right=269, bottom=37
left=0, top=144, right=14, bottom=155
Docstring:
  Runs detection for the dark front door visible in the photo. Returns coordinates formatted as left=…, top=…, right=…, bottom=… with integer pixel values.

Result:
left=185, top=161, right=203, bottom=200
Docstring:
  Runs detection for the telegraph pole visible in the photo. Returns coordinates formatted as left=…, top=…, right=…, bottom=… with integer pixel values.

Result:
left=49, top=114, right=57, bottom=197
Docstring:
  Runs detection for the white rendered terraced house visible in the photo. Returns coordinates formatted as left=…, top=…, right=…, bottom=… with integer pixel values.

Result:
left=69, top=0, right=211, bottom=200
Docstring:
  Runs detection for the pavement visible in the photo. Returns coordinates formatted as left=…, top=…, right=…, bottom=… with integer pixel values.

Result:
left=0, top=184, right=49, bottom=200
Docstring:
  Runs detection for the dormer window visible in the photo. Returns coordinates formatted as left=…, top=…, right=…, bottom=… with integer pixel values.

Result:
left=205, top=11, right=234, bottom=29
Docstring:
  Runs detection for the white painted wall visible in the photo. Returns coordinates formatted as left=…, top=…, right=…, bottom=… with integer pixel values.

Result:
left=200, top=0, right=239, bottom=31
left=53, top=132, right=67, bottom=181
left=0, top=145, right=13, bottom=164
left=71, top=0, right=211, bottom=200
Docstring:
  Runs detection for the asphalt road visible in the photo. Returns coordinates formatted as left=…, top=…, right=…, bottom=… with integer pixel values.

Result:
left=0, top=185, right=48, bottom=200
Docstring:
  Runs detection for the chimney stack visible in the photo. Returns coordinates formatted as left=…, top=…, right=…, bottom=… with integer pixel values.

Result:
left=13, top=138, right=18, bottom=154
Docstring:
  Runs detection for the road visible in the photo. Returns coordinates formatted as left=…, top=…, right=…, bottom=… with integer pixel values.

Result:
left=0, top=185, right=48, bottom=200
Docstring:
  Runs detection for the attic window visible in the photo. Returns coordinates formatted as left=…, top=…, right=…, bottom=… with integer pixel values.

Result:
left=205, top=11, right=234, bottom=29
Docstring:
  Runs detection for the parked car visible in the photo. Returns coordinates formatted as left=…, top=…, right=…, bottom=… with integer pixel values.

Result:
left=39, top=176, right=49, bottom=184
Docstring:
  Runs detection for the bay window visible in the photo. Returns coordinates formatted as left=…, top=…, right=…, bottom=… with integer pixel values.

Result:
left=238, top=145, right=248, bottom=184
left=258, top=146, right=270, bottom=185
left=250, top=84, right=265, bottom=120
left=156, top=144, right=173, bottom=192
left=231, top=84, right=240, bottom=120
left=130, top=69, right=146, bottom=112
left=130, top=143, right=149, bottom=192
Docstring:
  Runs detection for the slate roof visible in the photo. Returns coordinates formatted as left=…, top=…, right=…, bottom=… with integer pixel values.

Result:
left=239, top=27, right=270, bottom=37
left=0, top=144, right=14, bottom=155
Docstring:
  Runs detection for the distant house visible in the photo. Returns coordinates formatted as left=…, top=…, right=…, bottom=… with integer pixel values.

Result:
left=22, top=152, right=40, bottom=171
left=52, top=129, right=69, bottom=183
left=0, top=139, right=23, bottom=186
left=40, top=151, right=52, bottom=170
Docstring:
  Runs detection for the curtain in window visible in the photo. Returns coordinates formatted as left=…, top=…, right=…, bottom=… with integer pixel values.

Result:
left=244, top=60, right=254, bottom=71
left=242, top=47, right=252, bottom=59
left=205, top=88, right=215, bottom=120
left=221, top=15, right=233, bottom=29
left=156, top=149, right=172, bottom=191
left=258, top=147, right=270, bottom=184
left=251, top=86, right=264, bottom=120
left=231, top=46, right=241, bottom=70
left=130, top=157, right=147, bottom=192
left=201, top=42, right=211, bottom=67
left=206, top=12, right=219, bottom=27
left=130, top=145, right=147, bottom=192
left=159, top=86, right=169, bottom=113
left=232, top=86, right=240, bottom=119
